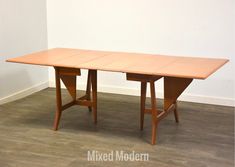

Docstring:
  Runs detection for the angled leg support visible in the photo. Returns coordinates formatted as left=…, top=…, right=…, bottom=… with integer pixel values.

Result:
left=53, top=67, right=97, bottom=130
left=164, top=77, right=193, bottom=123
left=127, top=73, right=193, bottom=145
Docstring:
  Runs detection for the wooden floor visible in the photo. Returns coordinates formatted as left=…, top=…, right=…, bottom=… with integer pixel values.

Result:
left=0, top=88, right=234, bottom=167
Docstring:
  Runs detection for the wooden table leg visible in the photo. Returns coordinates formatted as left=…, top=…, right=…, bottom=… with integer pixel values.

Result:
left=126, top=73, right=162, bottom=144
left=53, top=67, right=62, bottom=131
left=86, top=70, right=92, bottom=112
left=150, top=81, right=158, bottom=145
left=91, top=70, right=97, bottom=124
left=173, top=101, right=179, bottom=123
left=140, top=81, right=147, bottom=130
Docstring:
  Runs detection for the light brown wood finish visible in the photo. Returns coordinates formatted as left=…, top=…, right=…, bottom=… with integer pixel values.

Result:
left=127, top=73, right=162, bottom=82
left=57, top=67, right=81, bottom=76
left=91, top=70, right=98, bottom=124
left=164, top=77, right=193, bottom=111
left=174, top=102, right=179, bottom=123
left=127, top=73, right=193, bottom=144
left=86, top=70, right=92, bottom=112
left=6, top=48, right=228, bottom=145
left=53, top=67, right=97, bottom=130
left=60, top=75, right=77, bottom=101
left=127, top=74, right=162, bottom=144
left=150, top=81, right=158, bottom=145
left=140, top=82, right=147, bottom=130
left=7, top=48, right=228, bottom=79
left=53, top=67, right=63, bottom=131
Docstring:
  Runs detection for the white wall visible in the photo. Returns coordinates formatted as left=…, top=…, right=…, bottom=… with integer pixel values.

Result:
left=0, top=0, right=48, bottom=104
left=46, top=0, right=234, bottom=106
left=0, top=1, right=233, bottom=106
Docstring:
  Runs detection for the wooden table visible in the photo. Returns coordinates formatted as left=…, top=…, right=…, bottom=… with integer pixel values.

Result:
left=7, top=48, right=228, bottom=145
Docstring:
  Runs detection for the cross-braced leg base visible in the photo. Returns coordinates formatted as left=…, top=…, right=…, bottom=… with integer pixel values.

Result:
left=127, top=73, right=193, bottom=145
left=53, top=67, right=97, bottom=130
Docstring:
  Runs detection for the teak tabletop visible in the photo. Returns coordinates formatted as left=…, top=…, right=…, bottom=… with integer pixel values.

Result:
left=7, top=48, right=228, bottom=79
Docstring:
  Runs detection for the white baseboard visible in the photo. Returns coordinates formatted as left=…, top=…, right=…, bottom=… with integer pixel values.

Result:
left=0, top=81, right=49, bottom=105
left=49, top=80, right=234, bottom=107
